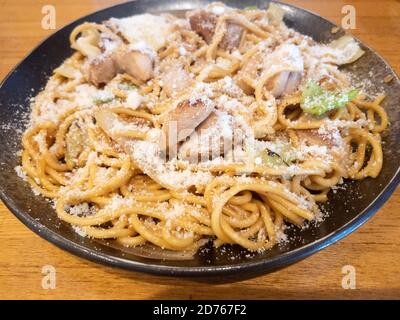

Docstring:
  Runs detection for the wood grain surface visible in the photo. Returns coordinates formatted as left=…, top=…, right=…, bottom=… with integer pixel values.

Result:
left=0, top=0, right=399, bottom=300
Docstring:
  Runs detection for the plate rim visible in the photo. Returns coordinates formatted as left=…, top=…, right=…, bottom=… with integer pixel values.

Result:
left=0, top=0, right=399, bottom=276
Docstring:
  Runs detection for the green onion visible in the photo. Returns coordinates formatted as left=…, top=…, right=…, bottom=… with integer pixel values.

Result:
left=301, top=81, right=358, bottom=116
left=93, top=96, right=114, bottom=105
left=278, top=144, right=297, bottom=164
left=258, top=150, right=288, bottom=167
left=244, top=5, right=258, bottom=10
left=118, top=82, right=137, bottom=91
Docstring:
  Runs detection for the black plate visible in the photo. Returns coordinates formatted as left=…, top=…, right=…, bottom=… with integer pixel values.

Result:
left=0, top=0, right=399, bottom=277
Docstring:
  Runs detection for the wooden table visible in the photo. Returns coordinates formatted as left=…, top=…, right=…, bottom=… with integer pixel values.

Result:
left=0, top=0, right=399, bottom=300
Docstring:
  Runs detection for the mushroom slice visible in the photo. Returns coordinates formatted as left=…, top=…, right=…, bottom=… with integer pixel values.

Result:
left=179, top=111, right=234, bottom=163
left=84, top=45, right=154, bottom=86
left=188, top=10, right=218, bottom=44
left=265, top=70, right=290, bottom=98
left=296, top=128, right=350, bottom=166
left=285, top=72, right=302, bottom=94
left=160, top=61, right=194, bottom=98
left=84, top=54, right=117, bottom=86
left=162, top=98, right=215, bottom=146
left=188, top=10, right=243, bottom=50
left=219, top=22, right=244, bottom=51
left=114, top=48, right=154, bottom=82
left=296, top=129, right=337, bottom=148
left=263, top=44, right=304, bottom=97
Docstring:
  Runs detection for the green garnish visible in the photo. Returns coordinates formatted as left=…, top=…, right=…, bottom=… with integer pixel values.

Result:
left=93, top=95, right=114, bottom=105
left=118, top=82, right=137, bottom=91
left=301, top=81, right=358, bottom=116
left=244, top=5, right=258, bottom=10
left=258, top=150, right=288, bottom=167
left=278, top=144, right=297, bottom=164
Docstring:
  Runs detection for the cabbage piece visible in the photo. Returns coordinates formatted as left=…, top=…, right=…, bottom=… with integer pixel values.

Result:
left=107, top=14, right=173, bottom=51
left=266, top=3, right=285, bottom=26
left=54, top=63, right=80, bottom=79
left=258, top=150, right=287, bottom=167
left=301, top=81, right=358, bottom=116
left=72, top=28, right=101, bottom=59
left=257, top=142, right=298, bottom=167
left=328, top=35, right=365, bottom=65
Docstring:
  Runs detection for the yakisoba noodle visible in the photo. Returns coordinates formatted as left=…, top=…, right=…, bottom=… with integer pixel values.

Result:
left=18, top=3, right=388, bottom=258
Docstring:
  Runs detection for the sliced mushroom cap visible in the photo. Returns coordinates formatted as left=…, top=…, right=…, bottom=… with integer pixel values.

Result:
left=84, top=45, right=154, bottom=86
left=265, top=70, right=290, bottom=98
left=163, top=98, right=215, bottom=146
left=85, top=55, right=118, bottom=87
left=296, top=128, right=350, bottom=166
left=179, top=111, right=233, bottom=162
left=115, top=48, right=154, bottom=82
left=188, top=10, right=243, bottom=50
left=188, top=10, right=218, bottom=44
left=220, top=23, right=244, bottom=51
left=160, top=62, right=194, bottom=97
left=263, top=44, right=304, bottom=97
left=296, top=129, right=337, bottom=147
left=285, top=72, right=302, bottom=94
